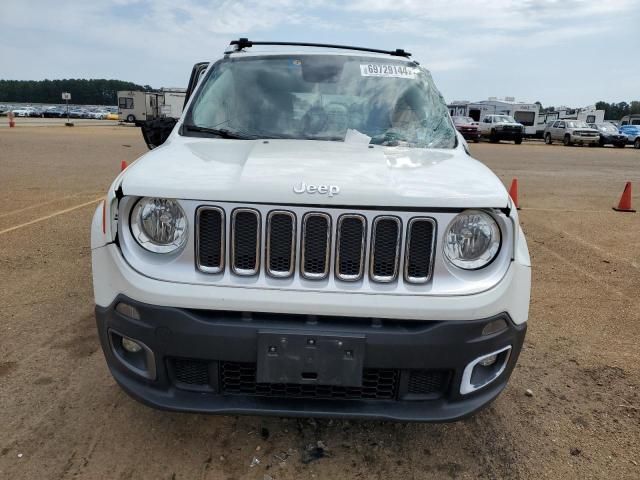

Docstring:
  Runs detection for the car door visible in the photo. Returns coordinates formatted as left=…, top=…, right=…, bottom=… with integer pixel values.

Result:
left=141, top=61, right=210, bottom=150
left=554, top=121, right=566, bottom=141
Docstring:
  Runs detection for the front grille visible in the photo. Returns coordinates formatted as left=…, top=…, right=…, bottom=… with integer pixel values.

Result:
left=195, top=205, right=437, bottom=286
left=220, top=362, right=398, bottom=400
left=301, top=213, right=331, bottom=279
left=231, top=209, right=260, bottom=275
left=370, top=216, right=401, bottom=282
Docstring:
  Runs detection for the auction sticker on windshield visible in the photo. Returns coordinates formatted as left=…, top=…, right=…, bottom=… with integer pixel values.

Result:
left=360, top=64, right=416, bottom=78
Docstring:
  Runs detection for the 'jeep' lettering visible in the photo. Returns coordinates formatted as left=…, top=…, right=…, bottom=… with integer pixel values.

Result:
left=293, top=182, right=340, bottom=197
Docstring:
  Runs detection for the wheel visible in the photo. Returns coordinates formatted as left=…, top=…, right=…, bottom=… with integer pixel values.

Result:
left=473, top=138, right=480, bottom=143
left=599, top=138, right=606, bottom=147
left=126, top=114, right=136, bottom=123
left=544, top=133, right=552, bottom=145
left=489, top=129, right=499, bottom=143
left=514, top=137, right=522, bottom=145
left=635, top=138, right=640, bottom=149
left=563, top=135, right=572, bottom=146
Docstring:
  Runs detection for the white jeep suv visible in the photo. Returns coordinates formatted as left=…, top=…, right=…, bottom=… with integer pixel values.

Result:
left=91, top=39, right=531, bottom=421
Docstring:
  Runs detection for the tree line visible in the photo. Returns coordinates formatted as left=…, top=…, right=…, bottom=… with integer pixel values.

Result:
left=0, top=79, right=152, bottom=105
left=535, top=100, right=640, bottom=119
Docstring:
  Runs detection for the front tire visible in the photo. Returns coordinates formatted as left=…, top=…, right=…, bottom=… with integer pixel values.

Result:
left=514, top=137, right=523, bottom=145
left=634, top=138, right=640, bottom=149
left=489, top=129, right=499, bottom=143
left=126, top=114, right=136, bottom=123
left=563, top=135, right=572, bottom=146
left=544, top=133, right=553, bottom=145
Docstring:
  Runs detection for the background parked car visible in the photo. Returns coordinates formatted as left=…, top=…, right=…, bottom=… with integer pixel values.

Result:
left=544, top=120, right=600, bottom=146
left=11, top=107, right=37, bottom=117
left=452, top=116, right=481, bottom=143
left=619, top=125, right=640, bottom=149
left=588, top=123, right=627, bottom=148
left=43, top=106, right=66, bottom=118
left=478, top=114, right=524, bottom=144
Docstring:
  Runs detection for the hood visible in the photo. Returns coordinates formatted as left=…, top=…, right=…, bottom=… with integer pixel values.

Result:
left=121, top=137, right=509, bottom=208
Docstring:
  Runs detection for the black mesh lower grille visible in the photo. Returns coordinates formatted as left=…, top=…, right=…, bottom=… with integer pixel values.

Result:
left=302, top=214, right=330, bottom=277
left=405, top=219, right=435, bottom=282
left=232, top=210, right=259, bottom=273
left=221, top=362, right=398, bottom=400
left=197, top=208, right=223, bottom=270
left=371, top=217, right=401, bottom=280
left=407, top=370, right=449, bottom=395
left=337, top=216, right=365, bottom=279
left=267, top=212, right=294, bottom=275
left=171, top=358, right=210, bottom=385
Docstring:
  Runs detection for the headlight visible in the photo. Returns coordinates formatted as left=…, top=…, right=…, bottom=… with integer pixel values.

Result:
left=131, top=197, right=188, bottom=253
left=443, top=210, right=501, bottom=270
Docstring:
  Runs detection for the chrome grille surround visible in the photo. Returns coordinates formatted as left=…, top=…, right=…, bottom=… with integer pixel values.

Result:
left=335, top=214, right=367, bottom=282
left=404, top=217, right=437, bottom=284
left=265, top=210, right=296, bottom=278
left=300, top=212, right=332, bottom=280
left=230, top=208, right=261, bottom=276
left=195, top=206, right=225, bottom=274
left=369, top=215, right=402, bottom=283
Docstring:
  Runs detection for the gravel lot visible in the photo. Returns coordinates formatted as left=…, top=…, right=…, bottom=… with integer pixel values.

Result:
left=0, top=126, right=638, bottom=479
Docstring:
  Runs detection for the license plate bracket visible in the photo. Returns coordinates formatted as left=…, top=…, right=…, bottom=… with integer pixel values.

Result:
left=256, top=331, right=365, bottom=387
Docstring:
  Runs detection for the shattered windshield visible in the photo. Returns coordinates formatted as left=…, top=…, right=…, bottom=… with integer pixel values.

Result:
left=184, top=55, right=456, bottom=148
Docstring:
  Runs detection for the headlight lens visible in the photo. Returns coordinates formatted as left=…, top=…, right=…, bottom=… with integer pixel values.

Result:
left=131, top=197, right=188, bottom=253
left=443, top=210, right=501, bottom=270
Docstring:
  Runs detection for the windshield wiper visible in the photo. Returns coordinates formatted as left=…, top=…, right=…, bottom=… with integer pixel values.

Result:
left=183, top=124, right=256, bottom=139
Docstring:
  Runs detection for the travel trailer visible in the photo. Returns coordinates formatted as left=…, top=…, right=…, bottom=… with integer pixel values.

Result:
left=535, top=107, right=605, bottom=137
left=118, top=89, right=186, bottom=124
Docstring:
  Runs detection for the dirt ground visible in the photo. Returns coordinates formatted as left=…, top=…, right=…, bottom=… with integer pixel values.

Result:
left=0, top=126, right=638, bottom=479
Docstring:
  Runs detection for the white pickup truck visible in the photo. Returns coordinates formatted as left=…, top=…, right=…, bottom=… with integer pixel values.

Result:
left=478, top=114, right=524, bottom=144
left=91, top=39, right=531, bottom=422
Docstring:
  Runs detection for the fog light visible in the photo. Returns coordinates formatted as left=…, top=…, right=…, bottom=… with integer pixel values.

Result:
left=479, top=354, right=498, bottom=367
left=460, top=346, right=512, bottom=395
left=122, top=337, right=143, bottom=353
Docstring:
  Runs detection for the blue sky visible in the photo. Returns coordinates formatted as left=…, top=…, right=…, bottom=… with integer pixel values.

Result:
left=1, top=0, right=638, bottom=106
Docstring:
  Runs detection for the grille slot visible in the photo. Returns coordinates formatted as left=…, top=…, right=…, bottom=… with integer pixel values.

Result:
left=404, top=218, right=436, bottom=284
left=220, top=362, right=398, bottom=400
left=301, top=213, right=331, bottom=279
left=370, top=216, right=402, bottom=282
left=231, top=208, right=260, bottom=275
left=407, top=370, right=450, bottom=397
left=266, top=211, right=296, bottom=277
left=171, top=358, right=210, bottom=386
left=196, top=207, right=225, bottom=273
left=335, top=214, right=366, bottom=281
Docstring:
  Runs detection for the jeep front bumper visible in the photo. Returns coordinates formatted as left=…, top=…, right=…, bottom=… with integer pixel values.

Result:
left=96, top=297, right=526, bottom=422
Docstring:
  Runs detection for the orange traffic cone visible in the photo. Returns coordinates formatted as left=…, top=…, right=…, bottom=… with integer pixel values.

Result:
left=613, top=182, right=635, bottom=212
left=508, top=178, right=520, bottom=209
left=120, top=160, right=128, bottom=172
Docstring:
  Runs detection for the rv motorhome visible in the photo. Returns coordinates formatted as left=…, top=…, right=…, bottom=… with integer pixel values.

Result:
left=448, top=98, right=540, bottom=137
left=118, top=89, right=187, bottom=125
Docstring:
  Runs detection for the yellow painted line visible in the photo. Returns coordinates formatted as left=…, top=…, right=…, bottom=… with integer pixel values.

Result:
left=0, top=194, right=95, bottom=219
left=0, top=198, right=102, bottom=235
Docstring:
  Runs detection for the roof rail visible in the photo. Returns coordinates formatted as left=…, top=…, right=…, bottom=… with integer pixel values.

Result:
left=228, top=38, right=411, bottom=58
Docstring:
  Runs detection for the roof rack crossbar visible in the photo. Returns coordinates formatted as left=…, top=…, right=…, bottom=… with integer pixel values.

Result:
left=229, top=38, right=411, bottom=58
